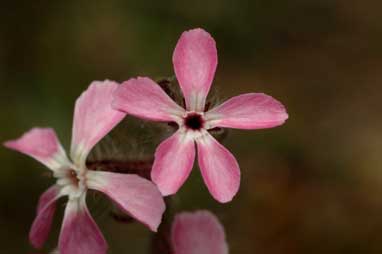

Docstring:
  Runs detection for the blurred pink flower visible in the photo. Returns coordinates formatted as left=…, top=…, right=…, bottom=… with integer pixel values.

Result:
left=171, top=210, right=229, bottom=254
left=4, top=81, right=165, bottom=254
left=113, top=28, right=288, bottom=203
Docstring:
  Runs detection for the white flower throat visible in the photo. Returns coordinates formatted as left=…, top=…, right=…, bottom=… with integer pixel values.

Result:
left=54, top=165, right=87, bottom=199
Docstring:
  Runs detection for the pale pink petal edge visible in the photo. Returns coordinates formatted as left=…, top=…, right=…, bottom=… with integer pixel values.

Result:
left=4, top=127, right=68, bottom=170
left=58, top=195, right=107, bottom=254
left=87, top=171, right=166, bottom=232
left=70, top=80, right=126, bottom=165
left=206, top=93, right=288, bottom=130
left=112, top=77, right=184, bottom=123
left=29, top=185, right=61, bottom=249
left=151, top=131, right=196, bottom=196
left=196, top=133, right=240, bottom=203
left=173, top=28, right=218, bottom=111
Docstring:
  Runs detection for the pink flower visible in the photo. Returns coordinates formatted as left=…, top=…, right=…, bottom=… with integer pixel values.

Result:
left=4, top=81, right=165, bottom=254
left=112, top=28, right=288, bottom=203
left=171, top=210, right=229, bottom=254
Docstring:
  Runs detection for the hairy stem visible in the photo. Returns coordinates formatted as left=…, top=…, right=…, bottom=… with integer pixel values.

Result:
left=86, top=159, right=153, bottom=179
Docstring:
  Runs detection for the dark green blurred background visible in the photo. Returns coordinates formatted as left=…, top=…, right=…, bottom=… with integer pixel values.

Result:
left=1, top=0, right=382, bottom=253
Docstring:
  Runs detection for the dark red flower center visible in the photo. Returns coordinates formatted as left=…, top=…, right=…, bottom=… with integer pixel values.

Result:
left=184, top=113, right=204, bottom=130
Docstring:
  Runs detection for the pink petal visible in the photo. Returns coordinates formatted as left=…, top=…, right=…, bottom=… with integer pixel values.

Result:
left=173, top=28, right=218, bottom=111
left=3, top=128, right=69, bottom=170
left=71, top=80, right=126, bottom=165
left=171, top=210, right=228, bottom=254
left=196, top=133, right=240, bottom=203
left=112, top=77, right=184, bottom=122
left=30, top=185, right=61, bottom=249
left=151, top=132, right=195, bottom=196
left=205, top=93, right=288, bottom=130
left=87, top=171, right=165, bottom=232
left=59, top=195, right=107, bottom=254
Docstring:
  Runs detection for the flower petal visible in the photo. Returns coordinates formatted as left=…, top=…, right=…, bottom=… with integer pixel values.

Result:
left=205, top=93, right=288, bottom=130
left=173, top=28, right=218, bottom=111
left=3, top=128, right=69, bottom=171
left=30, top=185, right=61, bottom=249
left=70, top=80, right=126, bottom=166
left=171, top=210, right=228, bottom=254
left=196, top=133, right=240, bottom=203
left=112, top=77, right=184, bottom=122
left=59, top=195, right=107, bottom=254
left=151, top=131, right=195, bottom=196
left=87, top=171, right=165, bottom=232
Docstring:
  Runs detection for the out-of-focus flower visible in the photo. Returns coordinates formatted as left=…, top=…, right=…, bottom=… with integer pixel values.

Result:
left=113, top=28, right=288, bottom=203
left=171, top=210, right=229, bottom=254
left=4, top=81, right=165, bottom=254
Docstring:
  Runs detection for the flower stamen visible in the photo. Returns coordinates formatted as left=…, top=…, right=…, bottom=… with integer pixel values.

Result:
left=67, top=169, right=79, bottom=187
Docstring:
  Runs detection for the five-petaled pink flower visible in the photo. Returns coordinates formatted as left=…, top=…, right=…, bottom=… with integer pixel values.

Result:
left=171, top=210, right=229, bottom=254
left=4, top=81, right=165, bottom=254
left=112, top=28, right=288, bottom=203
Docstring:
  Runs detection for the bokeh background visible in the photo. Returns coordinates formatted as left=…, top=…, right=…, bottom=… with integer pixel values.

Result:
left=1, top=0, right=382, bottom=253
